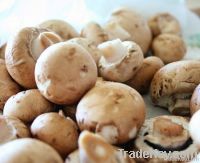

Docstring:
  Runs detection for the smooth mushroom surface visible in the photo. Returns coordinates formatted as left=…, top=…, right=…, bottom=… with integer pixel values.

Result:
left=190, top=84, right=200, bottom=115
left=31, top=112, right=79, bottom=158
left=98, top=39, right=143, bottom=82
left=148, top=13, right=181, bottom=37
left=0, top=115, right=30, bottom=145
left=0, top=138, right=63, bottom=163
left=5, top=27, right=62, bottom=88
left=0, top=43, right=6, bottom=59
left=76, top=81, right=146, bottom=144
left=134, top=115, right=198, bottom=163
left=126, top=56, right=164, bottom=94
left=3, top=89, right=54, bottom=123
left=152, top=34, right=186, bottom=64
left=35, top=41, right=97, bottom=105
left=150, top=60, right=200, bottom=116
left=81, top=22, right=108, bottom=46
left=108, top=7, right=152, bottom=54
left=0, top=59, right=20, bottom=110
left=39, top=19, right=79, bottom=40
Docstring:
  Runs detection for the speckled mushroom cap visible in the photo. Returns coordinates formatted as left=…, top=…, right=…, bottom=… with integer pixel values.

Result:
left=5, top=27, right=62, bottom=88
left=35, top=41, right=97, bottom=105
left=76, top=81, right=146, bottom=144
left=108, top=7, right=152, bottom=54
left=134, top=115, right=199, bottom=163
left=152, top=34, right=186, bottom=64
left=0, top=59, right=20, bottom=110
left=98, top=39, right=144, bottom=82
left=150, top=60, right=200, bottom=116
left=190, top=84, right=200, bottom=115
left=148, top=13, right=181, bottom=37
left=39, top=19, right=79, bottom=40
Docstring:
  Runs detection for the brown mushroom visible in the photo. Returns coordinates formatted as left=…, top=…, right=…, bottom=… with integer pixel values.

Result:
left=126, top=56, right=164, bottom=94
left=3, top=89, right=54, bottom=123
left=152, top=34, right=186, bottom=64
left=150, top=60, right=200, bottom=116
left=190, top=84, right=200, bottom=115
left=76, top=81, right=146, bottom=144
left=0, top=59, right=20, bottom=110
left=39, top=19, right=79, bottom=40
left=5, top=27, right=62, bottom=88
left=35, top=41, right=97, bottom=105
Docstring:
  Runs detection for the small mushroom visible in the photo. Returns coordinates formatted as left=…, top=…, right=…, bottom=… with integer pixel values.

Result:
left=81, top=22, right=108, bottom=46
left=5, top=27, right=62, bottom=88
left=0, top=59, right=20, bottom=110
left=0, top=115, right=30, bottom=145
left=150, top=60, right=200, bottom=116
left=126, top=56, right=164, bottom=94
left=148, top=13, right=181, bottom=37
left=98, top=39, right=143, bottom=82
left=3, top=89, right=54, bottom=123
left=152, top=34, right=186, bottom=64
left=190, top=84, right=200, bottom=115
left=76, top=81, right=146, bottom=144
left=0, top=43, right=6, bottom=59
left=39, top=19, right=79, bottom=40
left=68, top=37, right=103, bottom=65
left=35, top=41, right=97, bottom=105
left=0, top=138, right=63, bottom=163
left=108, top=7, right=152, bottom=54
left=134, top=115, right=198, bottom=163
left=31, top=112, right=78, bottom=158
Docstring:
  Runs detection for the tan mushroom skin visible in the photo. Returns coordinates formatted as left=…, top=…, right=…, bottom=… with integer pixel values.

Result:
left=190, top=84, right=200, bottom=115
left=0, top=43, right=6, bottom=59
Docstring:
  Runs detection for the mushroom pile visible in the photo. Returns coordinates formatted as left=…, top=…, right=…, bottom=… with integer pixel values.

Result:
left=0, top=6, right=199, bottom=163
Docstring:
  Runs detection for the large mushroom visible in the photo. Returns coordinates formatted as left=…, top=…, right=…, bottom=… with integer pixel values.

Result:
left=35, top=41, right=97, bottom=105
left=150, top=60, right=200, bottom=116
left=5, top=27, right=62, bottom=88
left=76, top=81, right=146, bottom=144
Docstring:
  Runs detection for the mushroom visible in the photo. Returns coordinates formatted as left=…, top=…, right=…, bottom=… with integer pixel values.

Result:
left=76, top=81, right=146, bottom=144
left=39, top=19, right=79, bottom=40
left=126, top=56, right=164, bottom=94
left=5, top=27, right=62, bottom=88
left=150, top=60, right=200, bottom=116
left=98, top=39, right=143, bottom=82
left=0, top=59, right=20, bottom=110
left=0, top=115, right=30, bottom=145
left=0, top=138, right=63, bottom=163
left=0, top=43, right=6, bottom=59
left=152, top=34, right=186, bottom=64
left=3, top=89, right=54, bottom=123
left=67, top=37, right=103, bottom=65
left=31, top=112, right=78, bottom=158
left=107, top=7, right=152, bottom=54
left=35, top=41, right=97, bottom=105
left=190, top=84, right=200, bottom=115
left=134, top=115, right=199, bottom=163
left=148, top=13, right=181, bottom=37
left=65, top=131, right=135, bottom=163
left=81, top=22, right=108, bottom=46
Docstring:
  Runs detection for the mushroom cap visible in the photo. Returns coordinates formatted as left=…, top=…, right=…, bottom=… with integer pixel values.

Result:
left=0, top=59, right=20, bottom=110
left=134, top=115, right=199, bottom=162
left=152, top=34, right=186, bottom=64
left=31, top=112, right=78, bottom=157
left=3, top=89, right=54, bottom=123
left=98, top=39, right=144, bottom=82
left=81, top=22, right=108, bottom=46
left=148, top=13, right=181, bottom=37
left=39, top=19, right=79, bottom=40
left=190, top=84, right=200, bottom=115
left=5, top=27, right=62, bottom=88
left=0, top=43, right=6, bottom=59
left=126, top=56, right=164, bottom=94
left=76, top=81, right=146, bottom=144
left=68, top=37, right=102, bottom=64
left=65, top=150, right=79, bottom=163
left=35, top=41, right=97, bottom=105
left=150, top=60, right=200, bottom=115
left=0, top=115, right=30, bottom=145
left=0, top=138, right=63, bottom=163
left=108, top=7, right=152, bottom=54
